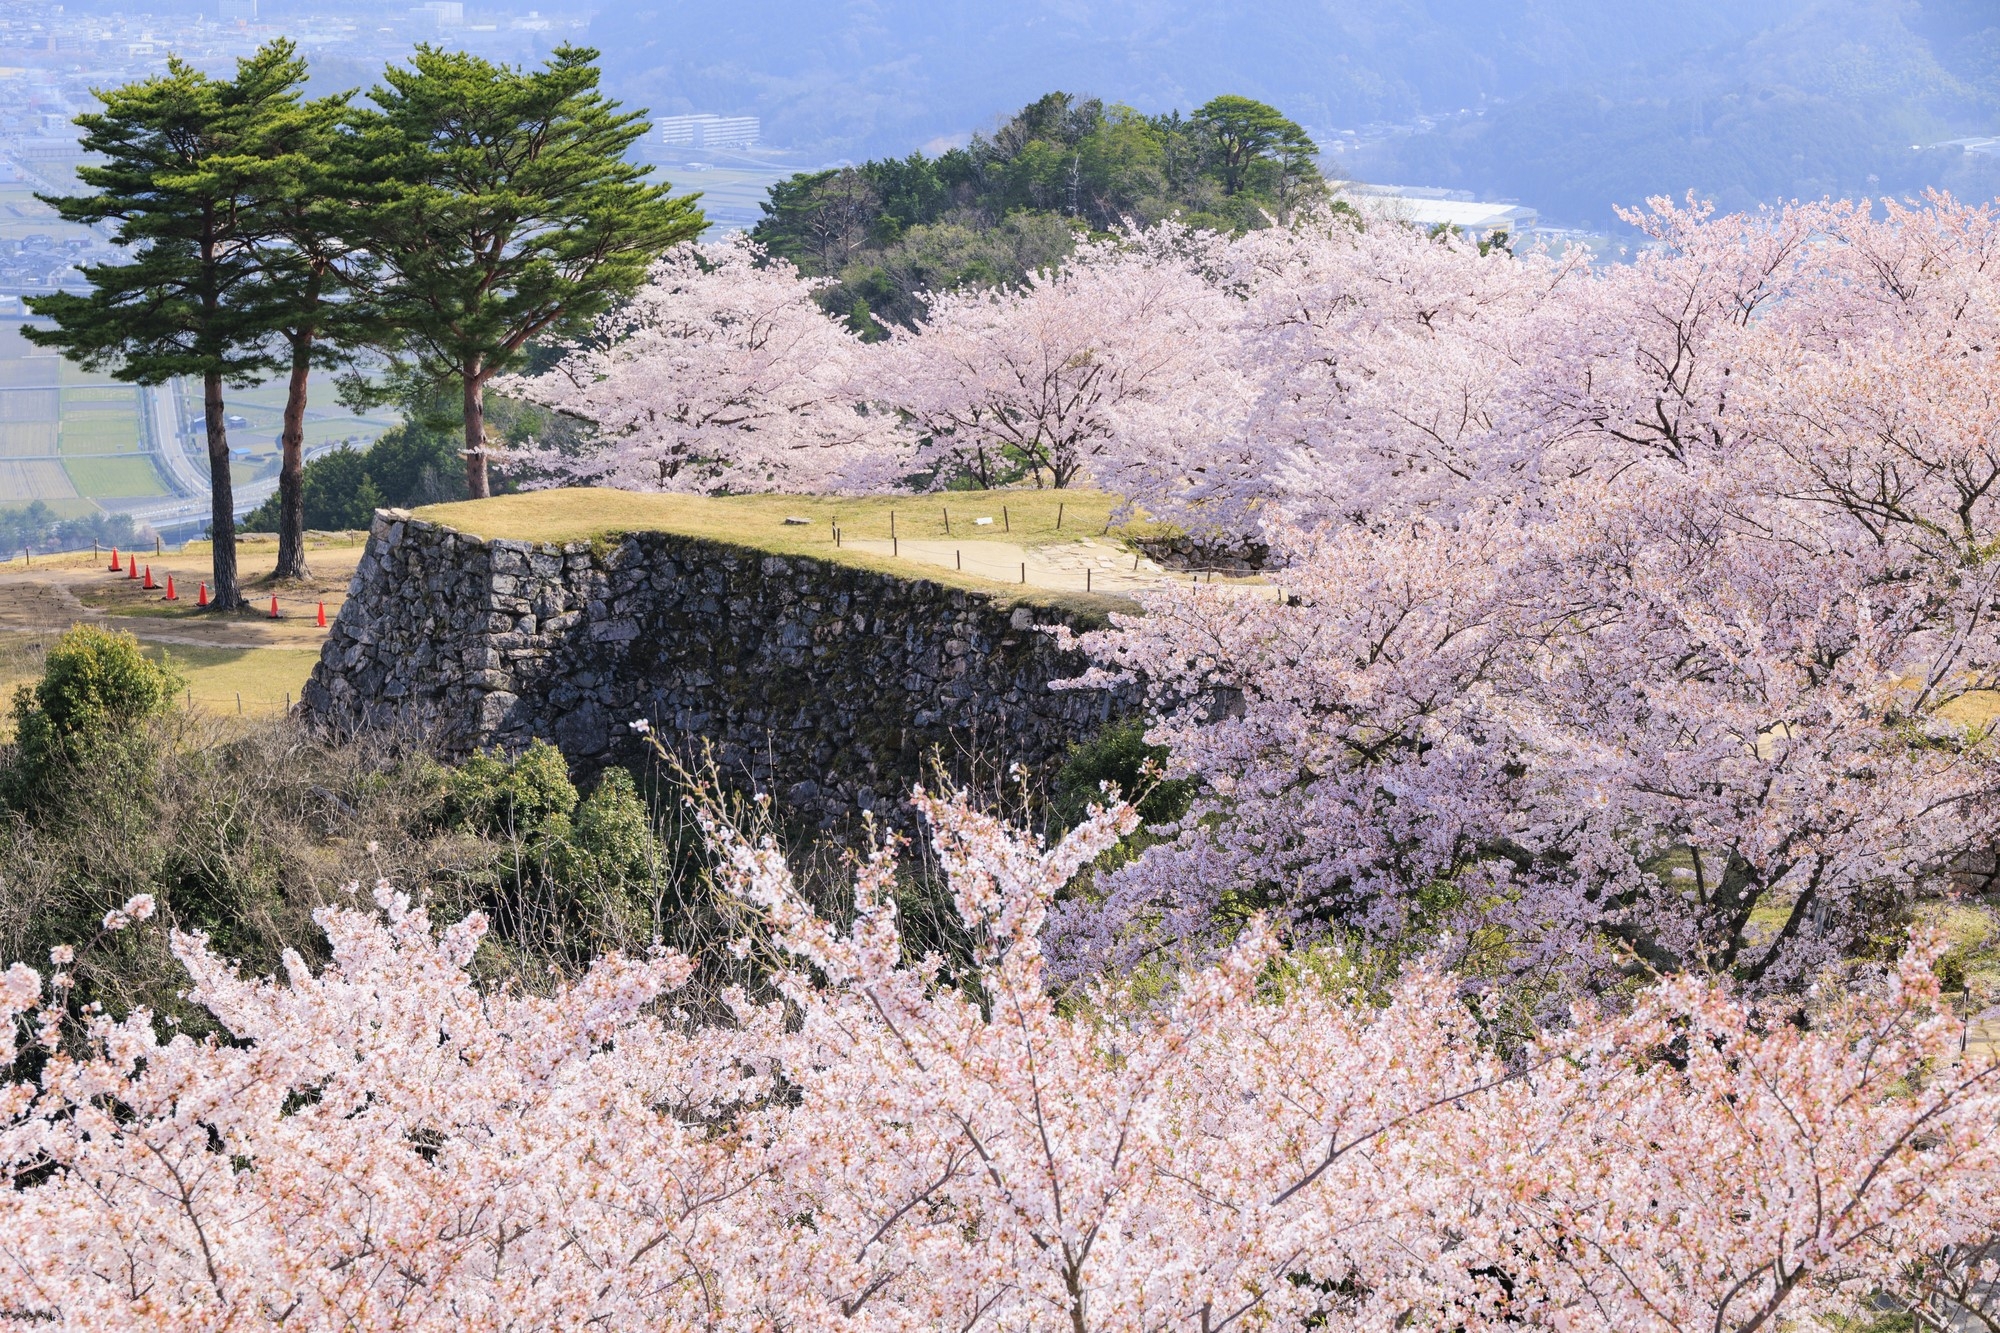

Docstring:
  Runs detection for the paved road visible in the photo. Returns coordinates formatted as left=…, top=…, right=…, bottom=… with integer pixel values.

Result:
left=114, top=379, right=281, bottom=532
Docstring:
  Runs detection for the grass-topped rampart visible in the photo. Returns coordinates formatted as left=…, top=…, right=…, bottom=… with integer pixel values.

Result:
left=413, top=487, right=1170, bottom=616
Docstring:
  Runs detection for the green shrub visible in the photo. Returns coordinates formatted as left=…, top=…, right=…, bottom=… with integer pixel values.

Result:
left=438, top=741, right=665, bottom=962
left=241, top=421, right=467, bottom=534
left=546, top=767, right=658, bottom=938
left=443, top=738, right=578, bottom=838
left=0, top=716, right=494, bottom=1034
left=1051, top=716, right=1195, bottom=831
left=6, top=624, right=180, bottom=800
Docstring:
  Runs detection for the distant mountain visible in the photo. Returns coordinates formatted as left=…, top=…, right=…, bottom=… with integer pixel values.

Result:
left=584, top=0, right=2000, bottom=227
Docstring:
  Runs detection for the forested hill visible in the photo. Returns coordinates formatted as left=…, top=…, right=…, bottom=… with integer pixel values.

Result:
left=748, top=92, right=1323, bottom=333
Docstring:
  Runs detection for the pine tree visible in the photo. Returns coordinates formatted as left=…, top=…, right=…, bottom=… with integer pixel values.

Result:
left=25, top=42, right=309, bottom=611
left=354, top=44, right=704, bottom=499
left=1190, top=95, right=1318, bottom=197
left=233, top=85, right=373, bottom=581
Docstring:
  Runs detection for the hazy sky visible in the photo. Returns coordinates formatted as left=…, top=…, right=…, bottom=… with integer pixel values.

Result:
left=584, top=0, right=2000, bottom=224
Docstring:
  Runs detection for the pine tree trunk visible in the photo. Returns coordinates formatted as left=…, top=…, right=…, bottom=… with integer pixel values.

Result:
left=203, top=370, right=242, bottom=610
left=463, top=368, right=489, bottom=500
left=274, top=334, right=312, bottom=580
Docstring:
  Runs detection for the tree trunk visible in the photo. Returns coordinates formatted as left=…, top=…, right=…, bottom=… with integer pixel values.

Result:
left=203, top=370, right=242, bottom=610
left=274, top=333, right=312, bottom=580
left=463, top=368, right=489, bottom=500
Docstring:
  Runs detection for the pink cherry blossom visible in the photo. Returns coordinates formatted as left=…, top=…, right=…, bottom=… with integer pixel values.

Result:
left=864, top=229, right=1245, bottom=496
left=2, top=788, right=1993, bottom=1330
left=1059, top=193, right=2000, bottom=1002
left=503, top=235, right=909, bottom=494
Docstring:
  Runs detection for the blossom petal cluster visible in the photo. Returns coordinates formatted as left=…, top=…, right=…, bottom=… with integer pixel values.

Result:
left=503, top=235, right=906, bottom=494
left=1057, top=193, right=2000, bottom=994
left=3, top=791, right=1996, bottom=1330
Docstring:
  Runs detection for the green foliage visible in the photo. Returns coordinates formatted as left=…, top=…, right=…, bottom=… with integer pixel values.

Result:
left=438, top=741, right=662, bottom=960
left=23, top=43, right=304, bottom=388
left=231, top=72, right=375, bottom=576
left=545, top=768, right=657, bottom=926
left=0, top=717, right=505, bottom=1034
left=355, top=419, right=466, bottom=506
left=444, top=739, right=580, bottom=837
left=750, top=89, right=1325, bottom=333
left=23, top=40, right=317, bottom=606
left=5, top=625, right=180, bottom=801
left=242, top=420, right=467, bottom=532
left=0, top=503, right=137, bottom=556
left=1052, top=716, right=1195, bottom=831
left=1191, top=94, right=1319, bottom=197
left=351, top=43, right=707, bottom=495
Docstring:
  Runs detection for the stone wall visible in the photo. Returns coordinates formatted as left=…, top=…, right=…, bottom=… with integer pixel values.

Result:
left=301, top=509, right=1136, bottom=827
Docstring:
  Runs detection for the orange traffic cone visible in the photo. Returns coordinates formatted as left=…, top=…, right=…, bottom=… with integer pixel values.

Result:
left=108, top=547, right=121, bottom=572
left=268, top=594, right=280, bottom=619
left=126, top=557, right=139, bottom=581
left=316, top=601, right=326, bottom=627
left=163, top=575, right=177, bottom=601
left=142, top=564, right=156, bottom=590
left=197, top=582, right=209, bottom=607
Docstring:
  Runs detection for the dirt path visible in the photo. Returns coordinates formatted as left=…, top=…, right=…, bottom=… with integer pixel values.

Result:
left=0, top=541, right=363, bottom=652
left=843, top=536, right=1275, bottom=599
left=1967, top=1008, right=2000, bottom=1060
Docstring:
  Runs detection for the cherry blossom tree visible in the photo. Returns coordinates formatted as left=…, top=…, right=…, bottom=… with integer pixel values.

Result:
left=1219, top=208, right=1578, bottom=526
left=1052, top=194, right=2000, bottom=999
left=503, top=235, right=910, bottom=494
left=4, top=793, right=1995, bottom=1331
left=868, top=232, right=1243, bottom=492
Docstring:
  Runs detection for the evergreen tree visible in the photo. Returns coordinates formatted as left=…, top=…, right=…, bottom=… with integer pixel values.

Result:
left=235, top=85, right=373, bottom=580
left=1190, top=95, right=1318, bottom=196
left=354, top=44, right=704, bottom=499
left=749, top=90, right=1328, bottom=333
left=25, top=43, right=308, bottom=611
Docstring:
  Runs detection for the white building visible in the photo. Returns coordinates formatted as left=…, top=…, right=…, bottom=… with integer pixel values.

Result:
left=408, top=1, right=464, bottom=27
left=1339, top=183, right=1538, bottom=239
left=658, top=113, right=759, bottom=152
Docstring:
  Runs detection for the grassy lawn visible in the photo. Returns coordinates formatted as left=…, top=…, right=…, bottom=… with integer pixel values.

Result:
left=416, top=487, right=1165, bottom=614
left=0, top=632, right=47, bottom=726
left=151, top=645, right=324, bottom=717
left=1940, top=690, right=2000, bottom=728
left=0, top=634, right=320, bottom=738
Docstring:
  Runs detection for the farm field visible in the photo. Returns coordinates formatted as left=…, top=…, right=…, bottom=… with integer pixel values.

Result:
left=171, top=373, right=399, bottom=477
left=0, top=319, right=399, bottom=517
left=0, top=322, right=161, bottom=509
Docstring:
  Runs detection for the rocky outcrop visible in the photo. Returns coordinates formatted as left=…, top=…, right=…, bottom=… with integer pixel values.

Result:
left=302, top=509, right=1136, bottom=827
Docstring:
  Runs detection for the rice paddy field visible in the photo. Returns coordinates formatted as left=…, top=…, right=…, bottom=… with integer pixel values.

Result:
left=0, top=321, right=156, bottom=512
left=0, top=319, right=399, bottom=516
